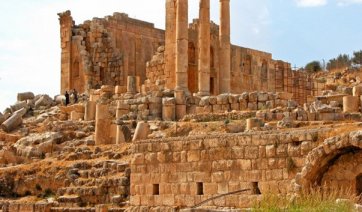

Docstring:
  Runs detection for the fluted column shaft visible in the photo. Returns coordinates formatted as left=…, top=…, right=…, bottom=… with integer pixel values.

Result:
left=198, top=0, right=211, bottom=96
left=175, top=0, right=189, bottom=94
left=219, top=0, right=231, bottom=93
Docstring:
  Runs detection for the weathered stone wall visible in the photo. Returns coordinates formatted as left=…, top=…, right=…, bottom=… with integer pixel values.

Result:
left=59, top=11, right=165, bottom=94
left=130, top=129, right=324, bottom=208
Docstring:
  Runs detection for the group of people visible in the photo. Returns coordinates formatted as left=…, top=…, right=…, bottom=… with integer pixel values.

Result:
left=64, top=89, right=78, bottom=106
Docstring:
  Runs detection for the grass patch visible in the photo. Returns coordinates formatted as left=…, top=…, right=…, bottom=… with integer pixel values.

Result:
left=253, top=187, right=357, bottom=211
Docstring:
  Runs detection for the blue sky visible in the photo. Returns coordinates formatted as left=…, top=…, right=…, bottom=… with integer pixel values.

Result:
left=0, top=0, right=361, bottom=111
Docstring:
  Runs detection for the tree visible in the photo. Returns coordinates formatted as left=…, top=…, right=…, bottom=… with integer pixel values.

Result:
left=305, top=61, right=322, bottom=73
left=352, top=50, right=362, bottom=66
left=326, top=54, right=351, bottom=70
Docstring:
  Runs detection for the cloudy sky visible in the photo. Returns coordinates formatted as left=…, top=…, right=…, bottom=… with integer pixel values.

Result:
left=0, top=0, right=361, bottom=111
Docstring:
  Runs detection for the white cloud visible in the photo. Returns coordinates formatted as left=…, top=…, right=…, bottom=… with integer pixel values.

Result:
left=296, top=0, right=327, bottom=7
left=337, top=0, right=362, bottom=6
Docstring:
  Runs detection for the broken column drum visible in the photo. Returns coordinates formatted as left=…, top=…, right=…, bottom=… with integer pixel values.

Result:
left=95, top=103, right=112, bottom=145
left=84, top=101, right=96, bottom=121
left=127, top=76, right=137, bottom=94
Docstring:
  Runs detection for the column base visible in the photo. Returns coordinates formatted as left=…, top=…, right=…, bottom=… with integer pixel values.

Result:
left=197, top=91, right=210, bottom=97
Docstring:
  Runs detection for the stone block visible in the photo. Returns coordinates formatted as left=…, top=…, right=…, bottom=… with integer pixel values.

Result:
left=249, top=92, right=258, bottom=102
left=217, top=94, right=229, bottom=104
left=343, top=96, right=359, bottom=113
left=353, top=85, right=362, bottom=96
left=230, top=103, right=240, bottom=111
left=133, top=122, right=150, bottom=141
left=239, top=99, right=248, bottom=110
left=70, top=111, right=84, bottom=121
left=247, top=102, right=257, bottom=111
left=257, top=92, right=269, bottom=102
left=212, top=104, right=222, bottom=113
left=209, top=96, right=217, bottom=105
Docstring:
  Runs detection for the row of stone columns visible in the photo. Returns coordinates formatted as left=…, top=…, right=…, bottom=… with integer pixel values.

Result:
left=173, top=0, right=231, bottom=96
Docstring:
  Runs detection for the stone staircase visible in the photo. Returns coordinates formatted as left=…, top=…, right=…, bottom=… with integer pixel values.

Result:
left=54, top=160, right=130, bottom=210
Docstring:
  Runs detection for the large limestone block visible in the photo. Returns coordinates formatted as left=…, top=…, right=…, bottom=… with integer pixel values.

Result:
left=343, top=96, right=360, bottom=113
left=17, top=92, right=35, bottom=101
left=132, top=122, right=150, bottom=141
left=353, top=86, right=362, bottom=96
left=84, top=101, right=96, bottom=121
left=70, top=111, right=84, bottom=121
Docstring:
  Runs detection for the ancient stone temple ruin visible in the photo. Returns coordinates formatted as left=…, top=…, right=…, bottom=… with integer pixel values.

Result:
left=58, top=1, right=318, bottom=105
left=2, top=0, right=362, bottom=212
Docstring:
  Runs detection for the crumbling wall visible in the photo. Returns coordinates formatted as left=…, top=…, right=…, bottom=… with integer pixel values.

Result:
left=59, top=11, right=165, bottom=94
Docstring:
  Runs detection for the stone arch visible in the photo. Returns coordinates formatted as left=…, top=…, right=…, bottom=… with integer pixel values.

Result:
left=295, top=131, right=362, bottom=193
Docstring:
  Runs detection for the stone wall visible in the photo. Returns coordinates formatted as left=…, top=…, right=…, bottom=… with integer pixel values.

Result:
left=59, top=11, right=165, bottom=94
left=129, top=129, right=325, bottom=208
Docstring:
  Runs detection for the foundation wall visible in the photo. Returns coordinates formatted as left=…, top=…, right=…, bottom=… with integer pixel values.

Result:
left=130, top=130, right=323, bottom=208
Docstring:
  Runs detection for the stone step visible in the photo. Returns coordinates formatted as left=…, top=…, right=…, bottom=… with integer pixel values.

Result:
left=57, top=195, right=82, bottom=203
left=51, top=207, right=95, bottom=212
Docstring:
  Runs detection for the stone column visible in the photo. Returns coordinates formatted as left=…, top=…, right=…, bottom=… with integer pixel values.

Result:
left=198, top=0, right=211, bottom=96
left=175, top=0, right=189, bottom=94
left=165, top=0, right=177, bottom=89
left=219, top=0, right=231, bottom=93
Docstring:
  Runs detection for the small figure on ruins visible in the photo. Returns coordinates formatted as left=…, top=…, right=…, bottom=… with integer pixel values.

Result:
left=73, top=89, right=78, bottom=103
left=64, top=91, right=70, bottom=106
